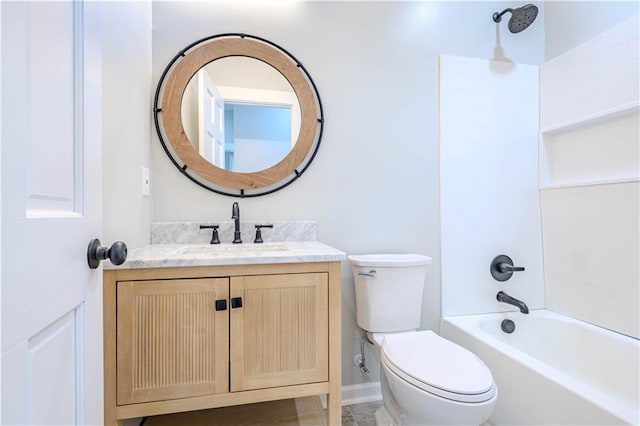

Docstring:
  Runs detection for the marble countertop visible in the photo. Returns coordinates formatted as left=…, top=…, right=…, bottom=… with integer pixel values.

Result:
left=104, top=241, right=346, bottom=270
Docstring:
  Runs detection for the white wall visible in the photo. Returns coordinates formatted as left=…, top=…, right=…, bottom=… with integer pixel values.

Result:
left=0, top=3, right=3, bottom=416
left=102, top=1, right=152, bottom=249
left=440, top=55, right=544, bottom=317
left=150, top=1, right=545, bottom=387
left=545, top=1, right=640, bottom=60
left=102, top=6, right=152, bottom=424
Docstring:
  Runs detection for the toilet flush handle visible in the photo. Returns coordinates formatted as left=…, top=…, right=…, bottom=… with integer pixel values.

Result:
left=358, top=270, right=376, bottom=277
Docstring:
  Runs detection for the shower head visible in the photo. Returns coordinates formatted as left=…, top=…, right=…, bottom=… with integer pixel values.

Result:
left=493, top=4, right=538, bottom=33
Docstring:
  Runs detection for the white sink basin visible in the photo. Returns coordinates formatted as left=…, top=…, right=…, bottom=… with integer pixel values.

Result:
left=170, top=243, right=289, bottom=256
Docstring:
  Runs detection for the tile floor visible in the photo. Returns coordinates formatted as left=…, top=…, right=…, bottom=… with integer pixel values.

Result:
left=342, top=401, right=383, bottom=426
left=143, top=397, right=326, bottom=426
left=139, top=397, right=384, bottom=426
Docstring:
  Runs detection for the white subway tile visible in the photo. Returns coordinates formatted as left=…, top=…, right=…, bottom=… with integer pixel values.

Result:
left=440, top=55, right=543, bottom=317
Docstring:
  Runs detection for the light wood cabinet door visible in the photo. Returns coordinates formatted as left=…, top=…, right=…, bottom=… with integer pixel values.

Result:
left=230, top=273, right=329, bottom=391
left=116, top=278, right=229, bottom=405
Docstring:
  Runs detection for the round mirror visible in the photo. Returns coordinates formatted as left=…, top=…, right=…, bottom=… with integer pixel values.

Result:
left=181, top=57, right=302, bottom=173
left=154, top=34, right=323, bottom=197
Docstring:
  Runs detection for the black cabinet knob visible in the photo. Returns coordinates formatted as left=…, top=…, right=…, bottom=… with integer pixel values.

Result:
left=231, top=297, right=243, bottom=309
left=215, top=299, right=227, bottom=311
left=87, top=239, right=127, bottom=269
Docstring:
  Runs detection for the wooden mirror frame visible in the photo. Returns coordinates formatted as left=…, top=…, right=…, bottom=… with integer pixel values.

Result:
left=154, top=34, right=324, bottom=197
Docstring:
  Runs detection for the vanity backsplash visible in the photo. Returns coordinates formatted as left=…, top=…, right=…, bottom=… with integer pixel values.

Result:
left=151, top=221, right=317, bottom=245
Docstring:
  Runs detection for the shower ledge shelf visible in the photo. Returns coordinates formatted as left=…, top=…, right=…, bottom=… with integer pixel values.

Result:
left=539, top=177, right=640, bottom=191
left=539, top=101, right=639, bottom=189
left=540, top=101, right=639, bottom=134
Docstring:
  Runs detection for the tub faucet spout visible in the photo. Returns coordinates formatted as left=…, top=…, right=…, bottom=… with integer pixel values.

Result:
left=231, top=202, right=242, bottom=244
left=496, top=291, right=529, bottom=314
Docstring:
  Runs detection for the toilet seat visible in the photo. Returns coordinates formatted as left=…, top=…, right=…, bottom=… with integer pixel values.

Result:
left=381, top=330, right=496, bottom=403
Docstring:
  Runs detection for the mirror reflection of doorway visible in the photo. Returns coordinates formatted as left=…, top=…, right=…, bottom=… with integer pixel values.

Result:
left=198, top=69, right=225, bottom=168
left=224, top=103, right=291, bottom=173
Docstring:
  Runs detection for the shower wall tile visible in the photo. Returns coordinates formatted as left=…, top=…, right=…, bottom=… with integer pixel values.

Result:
left=541, top=182, right=639, bottom=339
left=540, top=15, right=639, bottom=130
left=539, top=17, right=640, bottom=339
left=439, top=55, right=544, bottom=317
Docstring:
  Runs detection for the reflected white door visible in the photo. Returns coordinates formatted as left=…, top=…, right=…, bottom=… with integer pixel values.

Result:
left=1, top=1, right=103, bottom=424
left=198, top=69, right=225, bottom=168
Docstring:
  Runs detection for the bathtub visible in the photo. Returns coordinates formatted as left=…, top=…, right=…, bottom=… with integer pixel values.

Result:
left=441, top=310, right=640, bottom=425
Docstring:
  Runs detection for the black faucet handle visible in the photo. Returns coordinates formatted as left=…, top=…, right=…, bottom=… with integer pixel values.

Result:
left=499, top=264, right=525, bottom=273
left=254, top=224, right=274, bottom=244
left=199, top=224, right=220, bottom=244
left=490, top=255, right=525, bottom=281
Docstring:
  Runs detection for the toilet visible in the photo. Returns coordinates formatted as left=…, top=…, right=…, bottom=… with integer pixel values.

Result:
left=348, top=254, right=497, bottom=426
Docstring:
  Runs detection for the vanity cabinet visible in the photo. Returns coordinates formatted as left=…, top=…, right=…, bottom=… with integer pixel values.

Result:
left=104, top=262, right=341, bottom=426
left=229, top=273, right=328, bottom=392
left=116, top=278, right=230, bottom=405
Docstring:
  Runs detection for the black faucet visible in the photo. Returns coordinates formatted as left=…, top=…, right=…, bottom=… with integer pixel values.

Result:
left=496, top=291, right=529, bottom=314
left=232, top=202, right=242, bottom=244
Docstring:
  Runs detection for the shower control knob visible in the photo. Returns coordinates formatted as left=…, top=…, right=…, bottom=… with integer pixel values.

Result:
left=490, top=255, right=525, bottom=281
left=87, top=239, right=128, bottom=269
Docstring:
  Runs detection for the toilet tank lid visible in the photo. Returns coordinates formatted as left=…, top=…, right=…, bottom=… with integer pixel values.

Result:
left=348, top=254, right=432, bottom=267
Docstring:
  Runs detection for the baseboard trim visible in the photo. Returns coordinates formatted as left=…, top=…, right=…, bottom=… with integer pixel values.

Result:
left=319, top=381, right=382, bottom=408
left=341, top=382, right=382, bottom=406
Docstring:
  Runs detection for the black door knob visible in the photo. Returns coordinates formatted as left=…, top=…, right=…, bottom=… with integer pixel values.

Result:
left=87, top=239, right=128, bottom=269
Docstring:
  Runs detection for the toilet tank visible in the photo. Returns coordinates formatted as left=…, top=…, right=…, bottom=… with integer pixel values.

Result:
left=348, top=254, right=432, bottom=332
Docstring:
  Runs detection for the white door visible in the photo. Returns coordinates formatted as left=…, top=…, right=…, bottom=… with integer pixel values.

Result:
left=198, top=69, right=225, bottom=168
left=1, top=2, right=104, bottom=424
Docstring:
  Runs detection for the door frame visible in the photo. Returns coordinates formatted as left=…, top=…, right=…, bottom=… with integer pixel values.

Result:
left=0, top=2, right=4, bottom=418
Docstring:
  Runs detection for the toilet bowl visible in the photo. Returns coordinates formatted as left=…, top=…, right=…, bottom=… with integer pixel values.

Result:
left=374, top=331, right=497, bottom=425
left=348, top=254, right=497, bottom=425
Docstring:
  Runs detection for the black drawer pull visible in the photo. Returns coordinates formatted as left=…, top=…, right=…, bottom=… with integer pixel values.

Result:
left=231, top=297, right=243, bottom=309
left=215, top=299, right=227, bottom=311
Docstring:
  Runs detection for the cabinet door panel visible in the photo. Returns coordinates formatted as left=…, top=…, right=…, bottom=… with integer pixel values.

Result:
left=117, top=279, right=229, bottom=405
left=230, top=273, right=328, bottom=391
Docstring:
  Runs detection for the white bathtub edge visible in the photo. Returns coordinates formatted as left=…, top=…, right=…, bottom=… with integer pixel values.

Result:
left=441, top=310, right=640, bottom=425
